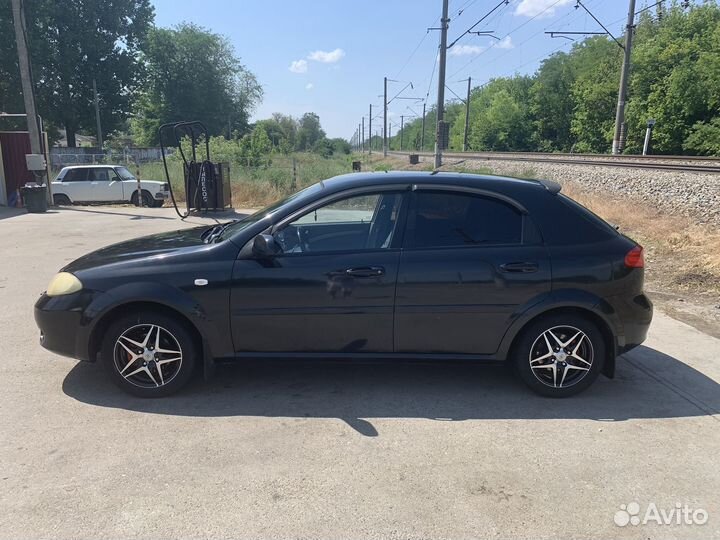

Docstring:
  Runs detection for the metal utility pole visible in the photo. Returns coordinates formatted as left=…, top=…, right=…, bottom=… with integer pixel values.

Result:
left=642, top=119, right=655, bottom=155
left=463, top=77, right=471, bottom=152
left=434, top=0, right=450, bottom=168
left=368, top=104, right=373, bottom=155
left=358, top=123, right=361, bottom=152
left=421, top=102, right=426, bottom=151
left=93, top=79, right=103, bottom=148
left=11, top=0, right=42, bottom=159
left=361, top=117, right=365, bottom=153
left=612, top=0, right=636, bottom=154
left=383, top=77, right=388, bottom=156
left=400, top=115, right=404, bottom=151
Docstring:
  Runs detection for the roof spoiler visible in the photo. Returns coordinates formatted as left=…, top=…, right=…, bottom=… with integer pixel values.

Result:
left=539, top=179, right=561, bottom=194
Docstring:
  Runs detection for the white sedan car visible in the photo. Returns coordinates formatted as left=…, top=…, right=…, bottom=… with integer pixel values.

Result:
left=51, top=165, right=170, bottom=207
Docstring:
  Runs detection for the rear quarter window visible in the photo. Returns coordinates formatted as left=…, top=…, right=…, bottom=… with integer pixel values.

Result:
left=536, top=193, right=618, bottom=245
left=62, top=168, right=88, bottom=182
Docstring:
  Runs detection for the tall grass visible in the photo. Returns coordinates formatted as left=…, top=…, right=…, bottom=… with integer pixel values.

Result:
left=138, top=152, right=359, bottom=208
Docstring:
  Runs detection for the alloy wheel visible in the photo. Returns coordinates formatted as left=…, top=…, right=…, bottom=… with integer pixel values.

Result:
left=113, top=324, right=183, bottom=388
left=528, top=325, right=594, bottom=388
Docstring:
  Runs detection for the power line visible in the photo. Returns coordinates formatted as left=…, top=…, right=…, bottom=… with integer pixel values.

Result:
left=575, top=0, right=623, bottom=48
left=448, top=0, right=510, bottom=49
left=448, top=0, right=569, bottom=78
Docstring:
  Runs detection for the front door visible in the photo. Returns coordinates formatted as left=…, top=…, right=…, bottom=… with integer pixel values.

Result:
left=88, top=167, right=124, bottom=201
left=230, top=190, right=407, bottom=353
left=394, top=189, right=551, bottom=355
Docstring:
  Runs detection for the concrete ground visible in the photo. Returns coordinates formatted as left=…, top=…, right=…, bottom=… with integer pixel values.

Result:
left=1, top=204, right=719, bottom=539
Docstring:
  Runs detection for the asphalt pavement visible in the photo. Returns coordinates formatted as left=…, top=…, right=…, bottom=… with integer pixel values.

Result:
left=1, top=204, right=718, bottom=539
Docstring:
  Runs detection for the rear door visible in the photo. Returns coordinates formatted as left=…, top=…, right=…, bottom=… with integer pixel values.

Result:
left=394, top=188, right=551, bottom=355
left=58, top=168, right=90, bottom=201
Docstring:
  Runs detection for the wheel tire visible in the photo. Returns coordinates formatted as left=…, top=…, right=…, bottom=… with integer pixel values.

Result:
left=53, top=194, right=71, bottom=205
left=101, top=310, right=198, bottom=397
left=131, top=190, right=154, bottom=207
left=512, top=313, right=605, bottom=398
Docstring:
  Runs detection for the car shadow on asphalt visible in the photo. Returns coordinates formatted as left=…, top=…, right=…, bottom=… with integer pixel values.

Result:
left=61, top=345, right=720, bottom=436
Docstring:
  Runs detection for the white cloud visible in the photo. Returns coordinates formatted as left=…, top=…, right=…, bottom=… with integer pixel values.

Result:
left=514, top=0, right=573, bottom=18
left=307, top=48, right=345, bottom=63
left=449, top=44, right=486, bottom=56
left=305, top=83, right=314, bottom=90
left=289, top=59, right=308, bottom=73
left=494, top=36, right=514, bottom=49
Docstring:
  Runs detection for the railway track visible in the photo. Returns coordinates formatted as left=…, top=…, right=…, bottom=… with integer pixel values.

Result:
left=387, top=151, right=720, bottom=174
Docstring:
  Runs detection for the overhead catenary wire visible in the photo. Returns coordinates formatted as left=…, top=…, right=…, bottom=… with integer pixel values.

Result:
left=447, top=0, right=569, bottom=78
left=447, top=0, right=511, bottom=50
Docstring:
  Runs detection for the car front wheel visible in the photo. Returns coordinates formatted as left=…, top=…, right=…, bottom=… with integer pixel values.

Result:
left=131, top=190, right=154, bottom=207
left=101, top=311, right=197, bottom=397
left=513, top=314, right=605, bottom=397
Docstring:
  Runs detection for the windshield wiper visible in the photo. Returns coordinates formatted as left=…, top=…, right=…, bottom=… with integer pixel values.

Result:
left=205, top=220, right=240, bottom=243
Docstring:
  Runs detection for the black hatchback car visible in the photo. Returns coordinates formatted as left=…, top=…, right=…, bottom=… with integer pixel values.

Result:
left=35, top=171, right=652, bottom=397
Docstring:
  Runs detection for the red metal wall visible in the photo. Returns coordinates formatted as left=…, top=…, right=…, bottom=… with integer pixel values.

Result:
left=0, top=131, right=33, bottom=196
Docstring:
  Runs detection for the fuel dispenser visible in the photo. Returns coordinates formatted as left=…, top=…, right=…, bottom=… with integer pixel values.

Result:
left=158, top=121, right=232, bottom=218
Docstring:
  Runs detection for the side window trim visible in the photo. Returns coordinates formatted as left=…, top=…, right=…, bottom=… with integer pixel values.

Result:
left=271, top=184, right=412, bottom=233
left=403, top=188, right=525, bottom=250
left=412, top=184, right=528, bottom=214
left=271, top=189, right=410, bottom=256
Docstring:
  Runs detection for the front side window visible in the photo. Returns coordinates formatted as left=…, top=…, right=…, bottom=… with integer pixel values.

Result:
left=115, top=167, right=136, bottom=181
left=275, top=192, right=404, bottom=254
left=407, top=191, right=522, bottom=248
left=89, top=168, right=110, bottom=181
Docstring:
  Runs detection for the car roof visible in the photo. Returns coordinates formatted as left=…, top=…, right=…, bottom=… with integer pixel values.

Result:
left=318, top=171, right=558, bottom=194
left=60, top=164, right=124, bottom=169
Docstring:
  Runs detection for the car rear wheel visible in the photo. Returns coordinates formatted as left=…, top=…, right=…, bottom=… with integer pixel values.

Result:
left=53, top=194, right=72, bottom=205
left=513, top=314, right=605, bottom=397
left=131, top=190, right=154, bottom=207
left=101, top=311, right=197, bottom=397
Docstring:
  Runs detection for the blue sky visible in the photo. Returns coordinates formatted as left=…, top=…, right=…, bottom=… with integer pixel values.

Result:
left=153, top=0, right=640, bottom=138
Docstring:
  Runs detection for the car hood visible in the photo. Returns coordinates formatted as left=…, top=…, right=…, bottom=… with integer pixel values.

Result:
left=63, top=226, right=208, bottom=272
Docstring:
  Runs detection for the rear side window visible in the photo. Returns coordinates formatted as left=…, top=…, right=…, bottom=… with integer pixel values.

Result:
left=62, top=169, right=88, bottom=182
left=407, top=191, right=522, bottom=248
left=537, top=194, right=617, bottom=245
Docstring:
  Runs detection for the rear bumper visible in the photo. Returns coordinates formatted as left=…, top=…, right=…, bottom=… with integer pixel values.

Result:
left=611, top=292, right=653, bottom=353
left=154, top=191, right=169, bottom=200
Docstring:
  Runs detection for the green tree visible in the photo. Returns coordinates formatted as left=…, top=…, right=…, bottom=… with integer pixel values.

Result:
left=132, top=23, right=262, bottom=145
left=569, top=37, right=621, bottom=152
left=0, top=0, right=154, bottom=146
left=296, top=112, right=325, bottom=151
left=530, top=52, right=576, bottom=151
left=624, top=5, right=720, bottom=154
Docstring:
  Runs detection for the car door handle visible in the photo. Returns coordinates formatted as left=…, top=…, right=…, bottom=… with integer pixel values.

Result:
left=345, top=266, right=385, bottom=278
left=499, top=262, right=539, bottom=273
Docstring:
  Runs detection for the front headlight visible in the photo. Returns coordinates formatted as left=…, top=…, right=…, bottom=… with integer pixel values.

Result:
left=46, top=272, right=83, bottom=297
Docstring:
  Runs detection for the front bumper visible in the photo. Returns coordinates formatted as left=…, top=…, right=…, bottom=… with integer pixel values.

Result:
left=34, top=291, right=97, bottom=361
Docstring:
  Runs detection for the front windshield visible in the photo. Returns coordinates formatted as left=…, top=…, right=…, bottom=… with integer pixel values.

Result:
left=219, top=182, right=324, bottom=238
left=115, top=166, right=136, bottom=181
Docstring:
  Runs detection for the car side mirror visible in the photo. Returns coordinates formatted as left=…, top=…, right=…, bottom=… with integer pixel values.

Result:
left=252, top=233, right=281, bottom=257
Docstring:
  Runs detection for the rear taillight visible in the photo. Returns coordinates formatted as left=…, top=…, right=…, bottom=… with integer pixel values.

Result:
left=624, top=245, right=644, bottom=268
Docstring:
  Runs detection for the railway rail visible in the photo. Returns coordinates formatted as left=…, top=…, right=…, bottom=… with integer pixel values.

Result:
left=387, top=150, right=720, bottom=174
